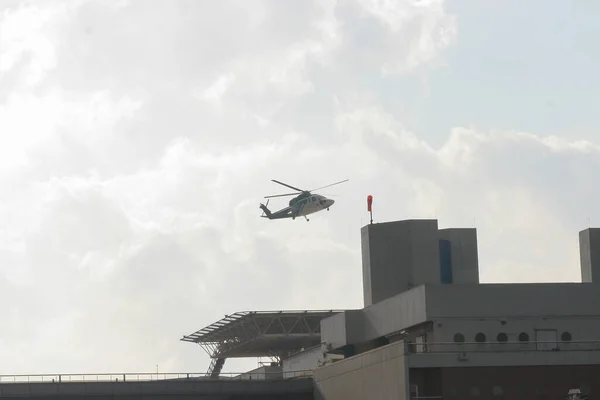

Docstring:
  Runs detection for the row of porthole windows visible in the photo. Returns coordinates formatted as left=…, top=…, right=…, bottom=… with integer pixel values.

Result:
left=453, top=331, right=572, bottom=343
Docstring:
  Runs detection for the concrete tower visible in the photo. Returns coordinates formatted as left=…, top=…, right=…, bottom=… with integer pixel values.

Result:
left=438, top=228, right=479, bottom=284
left=361, top=219, right=441, bottom=307
left=579, top=228, right=600, bottom=283
left=361, top=219, right=481, bottom=307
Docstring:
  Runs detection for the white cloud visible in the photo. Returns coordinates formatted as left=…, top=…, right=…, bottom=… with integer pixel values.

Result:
left=196, top=73, right=236, bottom=109
left=353, top=0, right=457, bottom=74
left=0, top=3, right=61, bottom=86
left=0, top=88, right=142, bottom=178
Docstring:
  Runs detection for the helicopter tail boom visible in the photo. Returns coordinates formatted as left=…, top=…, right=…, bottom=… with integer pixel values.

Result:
left=259, top=203, right=273, bottom=218
left=259, top=202, right=294, bottom=220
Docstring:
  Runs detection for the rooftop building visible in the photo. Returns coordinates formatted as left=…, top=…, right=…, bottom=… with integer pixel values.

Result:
left=183, top=218, right=600, bottom=399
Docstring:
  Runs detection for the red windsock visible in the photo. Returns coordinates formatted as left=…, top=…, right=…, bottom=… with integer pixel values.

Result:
left=367, top=195, right=373, bottom=212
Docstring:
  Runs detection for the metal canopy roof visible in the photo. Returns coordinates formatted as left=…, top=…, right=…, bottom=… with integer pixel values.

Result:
left=181, top=310, right=344, bottom=359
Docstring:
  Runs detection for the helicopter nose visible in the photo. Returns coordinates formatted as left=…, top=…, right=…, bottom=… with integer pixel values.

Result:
left=329, top=199, right=335, bottom=207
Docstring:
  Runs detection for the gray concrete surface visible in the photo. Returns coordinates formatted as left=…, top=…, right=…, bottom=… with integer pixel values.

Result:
left=362, top=285, right=427, bottom=342
left=579, top=228, right=600, bottom=283
left=283, top=345, right=321, bottom=378
left=424, top=282, right=600, bottom=318
left=323, top=282, right=600, bottom=354
left=320, top=310, right=364, bottom=350
left=361, top=220, right=440, bottom=306
left=238, top=365, right=282, bottom=380
left=429, top=315, right=600, bottom=351
left=313, top=341, right=409, bottom=400
left=438, top=228, right=479, bottom=284
left=0, top=379, right=314, bottom=399
left=408, top=347, right=600, bottom=368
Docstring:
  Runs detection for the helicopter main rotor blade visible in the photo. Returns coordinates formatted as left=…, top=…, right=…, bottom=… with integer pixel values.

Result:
left=264, top=192, right=301, bottom=199
left=310, top=179, right=349, bottom=192
left=271, top=179, right=304, bottom=192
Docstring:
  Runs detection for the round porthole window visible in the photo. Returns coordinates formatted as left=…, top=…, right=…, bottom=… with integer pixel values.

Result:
left=561, top=331, right=572, bottom=342
left=454, top=333, right=465, bottom=343
left=518, top=332, right=529, bottom=342
left=475, top=333, right=486, bottom=343
left=497, top=333, right=508, bottom=343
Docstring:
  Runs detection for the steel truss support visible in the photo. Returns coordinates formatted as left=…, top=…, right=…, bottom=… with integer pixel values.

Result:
left=182, top=310, right=345, bottom=374
left=191, top=312, right=327, bottom=359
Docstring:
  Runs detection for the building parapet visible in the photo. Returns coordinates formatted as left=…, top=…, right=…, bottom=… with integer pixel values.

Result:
left=407, top=340, right=600, bottom=369
left=407, top=339, right=600, bottom=354
left=0, top=370, right=315, bottom=385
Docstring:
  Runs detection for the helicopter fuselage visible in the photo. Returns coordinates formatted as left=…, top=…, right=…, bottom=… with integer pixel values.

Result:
left=289, top=193, right=334, bottom=217
left=288, top=191, right=311, bottom=206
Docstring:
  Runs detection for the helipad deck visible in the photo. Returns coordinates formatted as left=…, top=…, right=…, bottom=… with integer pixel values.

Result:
left=181, top=310, right=344, bottom=359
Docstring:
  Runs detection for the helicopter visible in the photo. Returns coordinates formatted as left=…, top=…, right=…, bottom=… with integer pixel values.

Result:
left=259, top=179, right=349, bottom=221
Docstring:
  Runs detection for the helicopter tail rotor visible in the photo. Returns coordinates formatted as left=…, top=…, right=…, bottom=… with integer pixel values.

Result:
left=260, top=199, right=271, bottom=218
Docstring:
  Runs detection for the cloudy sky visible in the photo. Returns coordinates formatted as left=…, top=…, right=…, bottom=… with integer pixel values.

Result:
left=1, top=0, right=600, bottom=375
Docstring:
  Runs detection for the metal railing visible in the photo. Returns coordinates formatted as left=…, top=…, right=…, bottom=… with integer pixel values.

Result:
left=408, top=339, right=600, bottom=354
left=0, top=370, right=314, bottom=384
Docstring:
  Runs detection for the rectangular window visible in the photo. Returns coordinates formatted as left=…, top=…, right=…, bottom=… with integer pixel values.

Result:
left=439, top=239, right=453, bottom=284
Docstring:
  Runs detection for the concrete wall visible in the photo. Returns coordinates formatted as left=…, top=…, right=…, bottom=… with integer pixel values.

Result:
left=320, top=310, right=364, bottom=350
left=579, top=228, right=600, bottom=283
left=424, top=283, right=600, bottom=318
left=409, top=346, right=600, bottom=369
left=283, top=346, right=322, bottom=378
left=361, top=220, right=440, bottom=306
left=313, top=341, right=409, bottom=400
left=439, top=365, right=598, bottom=399
left=0, top=379, right=314, bottom=399
left=320, top=283, right=600, bottom=354
left=238, top=365, right=282, bottom=380
left=409, top=365, right=599, bottom=399
left=319, top=286, right=431, bottom=352
left=428, top=316, right=600, bottom=354
left=408, top=220, right=442, bottom=289
left=319, top=283, right=600, bottom=355
left=362, top=286, right=428, bottom=343
left=360, top=226, right=373, bottom=307
left=438, top=228, right=479, bottom=284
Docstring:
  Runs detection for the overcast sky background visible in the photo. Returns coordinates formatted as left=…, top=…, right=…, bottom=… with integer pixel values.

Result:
left=1, top=0, right=600, bottom=375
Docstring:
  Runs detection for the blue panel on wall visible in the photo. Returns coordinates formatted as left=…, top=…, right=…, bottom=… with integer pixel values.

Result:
left=439, top=239, right=453, bottom=284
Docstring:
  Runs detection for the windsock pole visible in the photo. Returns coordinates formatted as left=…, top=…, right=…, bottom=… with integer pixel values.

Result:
left=367, top=195, right=373, bottom=224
